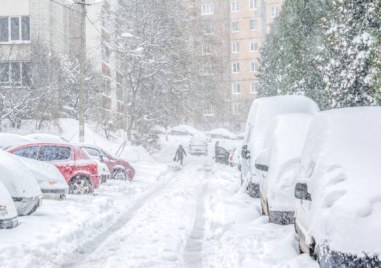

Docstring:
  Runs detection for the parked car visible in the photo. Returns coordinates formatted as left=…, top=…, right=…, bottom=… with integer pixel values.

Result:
left=240, top=95, right=319, bottom=198
left=208, top=128, right=238, bottom=140
left=0, top=150, right=42, bottom=216
left=26, top=133, right=68, bottom=143
left=0, top=180, right=18, bottom=229
left=188, top=136, right=208, bottom=156
left=169, top=125, right=201, bottom=136
left=15, top=156, right=68, bottom=200
left=257, top=114, right=313, bottom=224
left=294, top=107, right=381, bottom=267
left=8, top=143, right=100, bottom=195
left=77, top=144, right=135, bottom=181
left=97, top=161, right=111, bottom=184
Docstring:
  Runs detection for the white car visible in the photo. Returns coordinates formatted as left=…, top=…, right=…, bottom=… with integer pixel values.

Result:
left=188, top=136, right=208, bottom=155
left=26, top=133, right=68, bottom=143
left=0, top=150, right=42, bottom=216
left=257, top=114, right=313, bottom=224
left=0, top=180, right=18, bottom=229
left=170, top=125, right=201, bottom=136
left=15, top=156, right=68, bottom=199
left=240, top=95, right=319, bottom=197
left=208, top=128, right=238, bottom=140
left=294, top=107, right=381, bottom=266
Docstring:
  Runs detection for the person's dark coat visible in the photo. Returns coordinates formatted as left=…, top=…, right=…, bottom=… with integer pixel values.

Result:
left=174, top=145, right=187, bottom=164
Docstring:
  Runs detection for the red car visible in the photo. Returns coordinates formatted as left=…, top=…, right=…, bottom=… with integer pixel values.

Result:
left=77, top=144, right=135, bottom=181
left=8, top=143, right=100, bottom=195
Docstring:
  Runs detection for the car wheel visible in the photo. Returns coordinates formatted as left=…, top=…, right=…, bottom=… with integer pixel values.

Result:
left=113, top=169, right=127, bottom=181
left=70, top=176, right=92, bottom=195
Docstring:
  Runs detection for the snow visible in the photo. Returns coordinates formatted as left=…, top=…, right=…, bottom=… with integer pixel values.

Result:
left=0, top=133, right=34, bottom=150
left=261, top=114, right=313, bottom=211
left=0, top=180, right=17, bottom=222
left=25, top=133, right=68, bottom=143
left=0, top=121, right=318, bottom=267
left=208, top=128, right=238, bottom=140
left=297, top=107, right=381, bottom=256
left=170, top=125, right=203, bottom=136
left=0, top=150, right=41, bottom=199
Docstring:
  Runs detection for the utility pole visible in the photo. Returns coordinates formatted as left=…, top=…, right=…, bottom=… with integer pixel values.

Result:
left=78, top=0, right=87, bottom=143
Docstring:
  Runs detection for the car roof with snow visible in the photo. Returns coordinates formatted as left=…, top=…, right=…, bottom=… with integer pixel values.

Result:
left=245, top=95, right=319, bottom=153
left=299, top=107, right=381, bottom=255
left=170, top=125, right=201, bottom=136
left=26, top=133, right=68, bottom=143
left=208, top=128, right=237, bottom=139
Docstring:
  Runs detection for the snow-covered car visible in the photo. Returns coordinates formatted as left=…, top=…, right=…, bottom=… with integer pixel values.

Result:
left=188, top=136, right=208, bottom=155
left=0, top=150, right=42, bottom=216
left=170, top=125, right=201, bottom=136
left=240, top=95, right=319, bottom=198
left=294, top=107, right=381, bottom=266
left=15, top=156, right=68, bottom=199
left=0, top=180, right=18, bottom=229
left=26, top=133, right=68, bottom=143
left=208, top=128, right=238, bottom=140
left=0, top=133, right=34, bottom=150
left=77, top=144, right=135, bottom=181
left=257, top=114, right=313, bottom=224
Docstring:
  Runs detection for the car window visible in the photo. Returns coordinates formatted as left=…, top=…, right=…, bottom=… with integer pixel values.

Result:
left=39, top=146, right=71, bottom=161
left=13, top=146, right=40, bottom=159
left=83, top=147, right=101, bottom=157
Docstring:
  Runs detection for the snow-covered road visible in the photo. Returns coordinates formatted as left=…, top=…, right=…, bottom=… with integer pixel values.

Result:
left=0, top=154, right=317, bottom=268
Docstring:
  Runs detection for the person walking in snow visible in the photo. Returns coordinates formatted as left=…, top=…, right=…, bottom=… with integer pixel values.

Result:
left=174, top=145, right=187, bottom=165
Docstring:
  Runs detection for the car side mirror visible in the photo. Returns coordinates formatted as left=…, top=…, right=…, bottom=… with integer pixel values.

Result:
left=295, top=183, right=311, bottom=201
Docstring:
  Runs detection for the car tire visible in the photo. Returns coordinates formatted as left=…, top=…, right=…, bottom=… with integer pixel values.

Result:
left=69, top=176, right=92, bottom=195
left=113, top=169, right=127, bottom=181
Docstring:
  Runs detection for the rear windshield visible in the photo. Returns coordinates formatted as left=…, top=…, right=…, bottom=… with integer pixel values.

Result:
left=39, top=146, right=71, bottom=161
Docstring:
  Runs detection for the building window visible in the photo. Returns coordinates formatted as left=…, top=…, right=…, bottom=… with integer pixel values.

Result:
left=232, top=62, right=240, bottom=73
left=203, top=104, right=215, bottom=117
left=0, top=16, right=30, bottom=43
left=251, top=61, right=258, bottom=72
left=272, top=6, right=280, bottom=17
left=232, top=42, right=240, bottom=53
left=250, top=0, right=257, bottom=10
left=251, top=82, right=258, bottom=94
left=202, top=43, right=212, bottom=55
left=231, top=21, right=240, bottom=33
left=202, top=64, right=213, bottom=75
left=203, top=23, right=213, bottom=35
left=249, top=19, right=257, bottom=31
left=0, top=62, right=30, bottom=87
left=201, top=3, right=214, bottom=15
left=231, top=1, right=239, bottom=12
left=232, top=83, right=241, bottom=94
left=233, top=103, right=240, bottom=114
left=250, top=41, right=258, bottom=52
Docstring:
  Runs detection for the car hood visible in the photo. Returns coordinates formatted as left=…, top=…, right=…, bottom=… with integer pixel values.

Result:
left=17, top=156, right=68, bottom=191
left=0, top=150, right=42, bottom=198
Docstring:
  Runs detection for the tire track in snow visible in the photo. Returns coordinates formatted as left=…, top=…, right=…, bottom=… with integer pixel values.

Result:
left=61, top=167, right=178, bottom=268
left=183, top=166, right=210, bottom=268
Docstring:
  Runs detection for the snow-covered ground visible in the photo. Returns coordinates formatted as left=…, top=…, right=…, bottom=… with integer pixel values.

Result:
left=0, top=128, right=317, bottom=267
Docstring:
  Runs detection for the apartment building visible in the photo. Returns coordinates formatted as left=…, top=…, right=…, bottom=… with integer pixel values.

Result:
left=0, top=0, right=71, bottom=89
left=190, top=0, right=283, bottom=130
left=229, top=0, right=283, bottom=127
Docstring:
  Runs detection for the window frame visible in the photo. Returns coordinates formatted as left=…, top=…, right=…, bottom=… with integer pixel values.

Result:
left=232, top=83, right=241, bottom=94
left=201, top=3, right=214, bottom=15
left=0, top=16, right=30, bottom=44
left=232, top=62, right=240, bottom=73
left=249, top=19, right=257, bottom=31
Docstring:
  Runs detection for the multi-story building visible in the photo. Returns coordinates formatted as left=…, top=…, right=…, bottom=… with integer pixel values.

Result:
left=190, top=0, right=283, bottom=130
left=229, top=0, right=283, bottom=129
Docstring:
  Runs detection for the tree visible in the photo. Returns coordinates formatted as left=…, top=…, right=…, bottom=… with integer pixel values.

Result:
left=114, top=0, right=195, bottom=150
left=322, top=0, right=381, bottom=108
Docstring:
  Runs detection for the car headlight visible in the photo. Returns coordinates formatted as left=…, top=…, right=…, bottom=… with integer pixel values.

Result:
left=0, top=205, right=8, bottom=216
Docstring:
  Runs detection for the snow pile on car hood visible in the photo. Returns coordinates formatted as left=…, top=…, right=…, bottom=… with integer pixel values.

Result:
left=208, top=128, right=237, bottom=139
left=300, top=107, right=381, bottom=256
left=264, top=114, right=313, bottom=209
left=0, top=150, right=41, bottom=198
